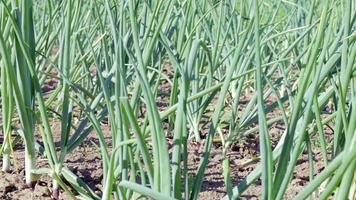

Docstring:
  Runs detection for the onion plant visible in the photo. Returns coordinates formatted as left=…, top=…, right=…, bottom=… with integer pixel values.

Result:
left=0, top=0, right=39, bottom=188
left=0, top=40, right=14, bottom=173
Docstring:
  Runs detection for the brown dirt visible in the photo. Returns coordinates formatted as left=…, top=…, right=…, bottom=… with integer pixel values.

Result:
left=0, top=67, right=332, bottom=200
left=0, top=171, right=52, bottom=200
left=0, top=126, right=327, bottom=200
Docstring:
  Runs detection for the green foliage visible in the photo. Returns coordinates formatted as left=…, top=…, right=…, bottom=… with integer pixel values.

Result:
left=0, top=0, right=355, bottom=199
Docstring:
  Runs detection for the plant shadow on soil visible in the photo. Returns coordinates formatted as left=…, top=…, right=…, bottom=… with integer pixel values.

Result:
left=0, top=124, right=328, bottom=200
left=0, top=78, right=332, bottom=200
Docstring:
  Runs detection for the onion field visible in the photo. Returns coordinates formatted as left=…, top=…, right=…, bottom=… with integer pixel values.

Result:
left=0, top=0, right=355, bottom=199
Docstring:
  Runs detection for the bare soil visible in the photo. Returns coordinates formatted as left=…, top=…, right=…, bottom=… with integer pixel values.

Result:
left=0, top=125, right=327, bottom=200
left=0, top=70, right=332, bottom=200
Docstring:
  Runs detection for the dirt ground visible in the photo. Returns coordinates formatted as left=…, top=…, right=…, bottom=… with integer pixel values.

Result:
left=0, top=70, right=331, bottom=199
left=0, top=125, right=327, bottom=200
